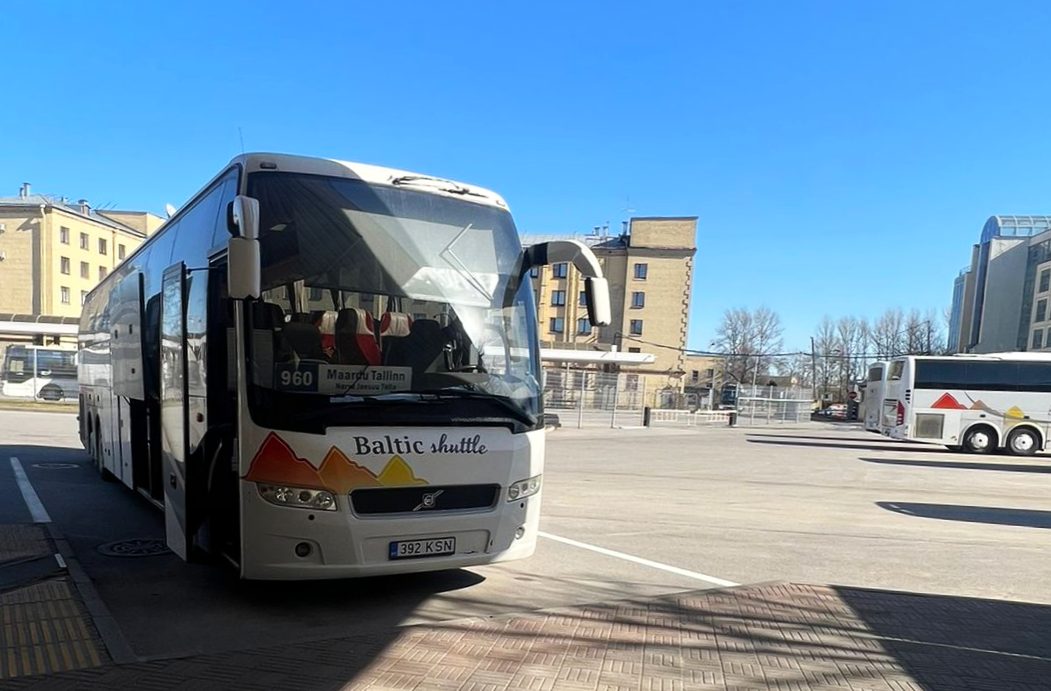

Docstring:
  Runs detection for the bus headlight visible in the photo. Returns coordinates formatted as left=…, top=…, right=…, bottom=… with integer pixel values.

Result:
left=257, top=484, right=337, bottom=511
left=507, top=475, right=541, bottom=501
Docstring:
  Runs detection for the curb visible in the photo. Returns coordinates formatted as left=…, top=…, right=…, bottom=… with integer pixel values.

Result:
left=45, top=524, right=140, bottom=664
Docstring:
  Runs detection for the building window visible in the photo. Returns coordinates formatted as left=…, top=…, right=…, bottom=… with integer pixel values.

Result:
left=308, top=287, right=323, bottom=301
left=80, top=262, right=89, bottom=279
left=98, top=238, right=107, bottom=255
left=578, top=291, right=587, bottom=307
left=80, top=232, right=89, bottom=250
left=631, top=291, right=645, bottom=308
left=577, top=318, right=591, bottom=335
left=59, top=227, right=70, bottom=244
left=1038, top=299, right=1048, bottom=323
left=80, top=290, right=88, bottom=306
left=99, top=266, right=108, bottom=280
left=634, top=263, right=648, bottom=279
left=706, top=368, right=715, bottom=378
left=551, top=290, right=566, bottom=306
left=530, top=266, right=540, bottom=278
left=1034, top=328, right=1044, bottom=350
left=630, top=319, right=643, bottom=335
left=60, top=257, right=70, bottom=274
left=118, top=244, right=126, bottom=260
left=60, top=287, right=70, bottom=304
left=552, top=263, right=568, bottom=278
left=549, top=317, right=565, bottom=333
left=691, top=370, right=699, bottom=383
left=1041, top=269, right=1051, bottom=293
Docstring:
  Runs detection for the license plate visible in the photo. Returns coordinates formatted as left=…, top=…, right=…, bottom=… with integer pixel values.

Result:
left=389, top=537, right=456, bottom=560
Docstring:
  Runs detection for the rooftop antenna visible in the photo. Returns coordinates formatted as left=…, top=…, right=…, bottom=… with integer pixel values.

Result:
left=238, top=126, right=246, bottom=155
left=164, top=203, right=177, bottom=218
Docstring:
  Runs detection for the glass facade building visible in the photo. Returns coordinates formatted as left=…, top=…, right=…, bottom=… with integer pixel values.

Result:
left=955, top=216, right=1051, bottom=353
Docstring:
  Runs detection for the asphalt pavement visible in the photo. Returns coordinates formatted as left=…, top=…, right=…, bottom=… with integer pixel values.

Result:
left=2, top=408, right=1051, bottom=686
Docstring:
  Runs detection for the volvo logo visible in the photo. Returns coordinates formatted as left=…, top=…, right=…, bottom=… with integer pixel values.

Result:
left=413, top=489, right=444, bottom=512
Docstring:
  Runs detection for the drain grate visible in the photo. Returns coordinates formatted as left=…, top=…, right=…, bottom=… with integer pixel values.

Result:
left=32, top=463, right=79, bottom=469
left=97, top=538, right=171, bottom=558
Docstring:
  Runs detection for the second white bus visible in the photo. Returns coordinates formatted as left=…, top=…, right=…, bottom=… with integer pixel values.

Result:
left=882, top=353, right=1051, bottom=455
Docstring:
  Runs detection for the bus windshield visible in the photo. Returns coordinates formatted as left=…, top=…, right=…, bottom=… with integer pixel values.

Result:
left=244, top=172, right=541, bottom=432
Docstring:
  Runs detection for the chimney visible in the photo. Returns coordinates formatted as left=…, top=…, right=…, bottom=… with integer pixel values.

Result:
left=19, top=182, right=30, bottom=199
left=78, top=199, right=91, bottom=214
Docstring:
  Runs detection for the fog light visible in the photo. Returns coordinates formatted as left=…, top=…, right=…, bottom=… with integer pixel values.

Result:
left=514, top=526, right=526, bottom=540
left=294, top=542, right=312, bottom=557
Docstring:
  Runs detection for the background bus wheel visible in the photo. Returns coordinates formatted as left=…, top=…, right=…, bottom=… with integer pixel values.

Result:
left=1007, top=427, right=1039, bottom=456
left=963, top=426, right=996, bottom=454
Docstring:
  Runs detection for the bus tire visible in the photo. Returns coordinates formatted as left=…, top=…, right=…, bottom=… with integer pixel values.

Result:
left=1006, top=427, right=1040, bottom=457
left=962, top=425, right=997, bottom=454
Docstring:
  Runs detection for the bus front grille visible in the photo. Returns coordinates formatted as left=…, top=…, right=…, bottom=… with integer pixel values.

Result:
left=350, top=484, right=501, bottom=515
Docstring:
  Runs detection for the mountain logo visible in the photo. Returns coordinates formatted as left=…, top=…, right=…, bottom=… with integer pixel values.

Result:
left=244, top=432, right=429, bottom=493
left=931, top=393, right=965, bottom=410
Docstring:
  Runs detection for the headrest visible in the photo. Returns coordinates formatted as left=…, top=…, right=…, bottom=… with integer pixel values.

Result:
left=316, top=310, right=337, bottom=335
left=337, top=308, right=375, bottom=337
left=380, top=312, right=413, bottom=338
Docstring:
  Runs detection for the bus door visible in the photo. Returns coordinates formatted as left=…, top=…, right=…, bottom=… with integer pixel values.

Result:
left=160, top=263, right=193, bottom=559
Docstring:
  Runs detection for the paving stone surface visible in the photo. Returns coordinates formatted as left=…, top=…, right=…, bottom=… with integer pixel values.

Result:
left=5, top=582, right=1051, bottom=690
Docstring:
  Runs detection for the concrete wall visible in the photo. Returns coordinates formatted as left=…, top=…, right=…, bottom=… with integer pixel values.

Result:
left=972, top=237, right=1028, bottom=353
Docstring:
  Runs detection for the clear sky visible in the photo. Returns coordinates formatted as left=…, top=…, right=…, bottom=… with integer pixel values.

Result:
left=5, top=1, right=1051, bottom=351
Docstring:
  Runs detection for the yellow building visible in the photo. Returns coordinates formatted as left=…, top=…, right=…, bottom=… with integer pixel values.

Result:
left=526, top=216, right=697, bottom=377
left=0, top=183, right=161, bottom=345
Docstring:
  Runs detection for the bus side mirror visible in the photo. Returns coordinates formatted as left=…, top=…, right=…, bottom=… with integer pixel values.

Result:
left=229, top=196, right=261, bottom=299
left=526, top=240, right=611, bottom=326
left=584, top=276, right=611, bottom=327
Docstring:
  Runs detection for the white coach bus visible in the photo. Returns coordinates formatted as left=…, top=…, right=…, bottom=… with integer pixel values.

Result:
left=882, top=353, right=1051, bottom=455
left=861, top=361, right=887, bottom=432
left=2, top=345, right=78, bottom=401
left=78, top=153, right=611, bottom=579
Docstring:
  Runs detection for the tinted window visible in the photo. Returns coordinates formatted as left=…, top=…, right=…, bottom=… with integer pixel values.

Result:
left=914, top=359, right=1031, bottom=391
left=208, top=172, right=240, bottom=251
left=1017, top=362, right=1051, bottom=391
left=171, top=183, right=225, bottom=269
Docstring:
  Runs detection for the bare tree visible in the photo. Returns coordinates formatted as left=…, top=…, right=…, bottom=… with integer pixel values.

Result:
left=870, top=308, right=906, bottom=358
left=712, top=306, right=784, bottom=386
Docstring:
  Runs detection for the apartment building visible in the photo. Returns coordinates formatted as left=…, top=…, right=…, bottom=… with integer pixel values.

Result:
left=0, top=183, right=162, bottom=343
left=525, top=216, right=697, bottom=376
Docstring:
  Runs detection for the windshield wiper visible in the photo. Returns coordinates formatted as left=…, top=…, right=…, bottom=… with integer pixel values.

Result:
left=401, top=388, right=538, bottom=427
left=389, top=175, right=488, bottom=198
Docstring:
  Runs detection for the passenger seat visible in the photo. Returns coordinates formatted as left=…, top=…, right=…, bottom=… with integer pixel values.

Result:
left=335, top=308, right=381, bottom=365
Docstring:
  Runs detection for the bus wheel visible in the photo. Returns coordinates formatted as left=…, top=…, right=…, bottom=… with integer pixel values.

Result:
left=1007, top=427, right=1040, bottom=457
left=963, top=426, right=996, bottom=454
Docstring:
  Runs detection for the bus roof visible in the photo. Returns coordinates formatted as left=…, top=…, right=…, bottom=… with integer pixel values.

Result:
left=230, top=153, right=510, bottom=211
left=891, top=352, right=1051, bottom=362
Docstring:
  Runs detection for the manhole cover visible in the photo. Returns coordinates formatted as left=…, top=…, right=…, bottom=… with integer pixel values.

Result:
left=97, top=538, right=171, bottom=558
left=32, top=463, right=79, bottom=469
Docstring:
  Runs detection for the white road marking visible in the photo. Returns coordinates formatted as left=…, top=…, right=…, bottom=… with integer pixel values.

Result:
left=10, top=457, right=51, bottom=523
left=538, top=531, right=738, bottom=587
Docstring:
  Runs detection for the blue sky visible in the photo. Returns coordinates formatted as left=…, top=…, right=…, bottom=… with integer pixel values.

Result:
left=5, top=1, right=1051, bottom=350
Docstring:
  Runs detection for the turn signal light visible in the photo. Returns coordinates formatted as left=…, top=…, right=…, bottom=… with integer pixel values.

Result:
left=507, top=475, right=542, bottom=501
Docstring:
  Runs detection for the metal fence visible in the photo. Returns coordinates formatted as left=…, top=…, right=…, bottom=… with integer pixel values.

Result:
left=542, top=368, right=812, bottom=428
left=734, top=385, right=812, bottom=425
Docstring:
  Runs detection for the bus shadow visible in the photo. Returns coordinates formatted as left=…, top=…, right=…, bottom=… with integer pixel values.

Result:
left=877, top=501, right=1051, bottom=529
left=860, top=457, right=1051, bottom=474
left=745, top=438, right=949, bottom=454
left=748, top=433, right=903, bottom=444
